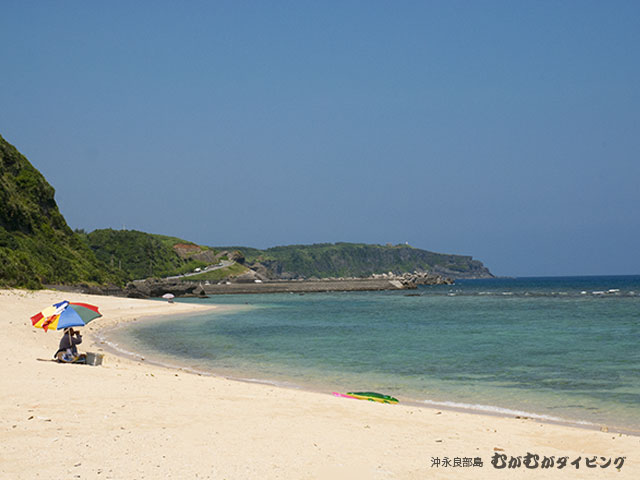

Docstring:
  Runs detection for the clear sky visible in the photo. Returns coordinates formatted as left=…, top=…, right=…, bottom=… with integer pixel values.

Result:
left=1, top=1, right=639, bottom=277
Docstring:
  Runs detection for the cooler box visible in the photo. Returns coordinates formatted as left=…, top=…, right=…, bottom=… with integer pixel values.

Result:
left=86, top=352, right=104, bottom=366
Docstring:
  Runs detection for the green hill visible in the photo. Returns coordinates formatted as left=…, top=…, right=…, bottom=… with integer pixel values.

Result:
left=82, top=229, right=215, bottom=280
left=0, top=134, right=121, bottom=288
left=218, top=242, right=493, bottom=279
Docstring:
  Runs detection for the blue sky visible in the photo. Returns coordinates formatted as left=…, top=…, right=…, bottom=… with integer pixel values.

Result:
left=1, top=1, right=639, bottom=276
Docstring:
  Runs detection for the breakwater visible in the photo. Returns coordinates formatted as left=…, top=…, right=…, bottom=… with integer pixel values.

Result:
left=114, top=272, right=454, bottom=298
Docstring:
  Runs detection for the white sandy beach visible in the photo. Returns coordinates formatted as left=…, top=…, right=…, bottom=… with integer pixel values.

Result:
left=1, top=288, right=637, bottom=479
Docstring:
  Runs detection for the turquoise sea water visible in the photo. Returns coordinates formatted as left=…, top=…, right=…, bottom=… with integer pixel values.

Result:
left=108, top=276, right=640, bottom=432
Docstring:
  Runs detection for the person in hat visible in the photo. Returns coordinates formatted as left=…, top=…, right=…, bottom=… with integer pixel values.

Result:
left=54, top=328, right=86, bottom=363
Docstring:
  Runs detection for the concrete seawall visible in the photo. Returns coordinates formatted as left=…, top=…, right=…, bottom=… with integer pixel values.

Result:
left=114, top=272, right=454, bottom=298
left=200, top=278, right=409, bottom=295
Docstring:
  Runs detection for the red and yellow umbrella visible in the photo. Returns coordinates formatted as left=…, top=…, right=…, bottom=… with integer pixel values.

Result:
left=31, top=301, right=102, bottom=332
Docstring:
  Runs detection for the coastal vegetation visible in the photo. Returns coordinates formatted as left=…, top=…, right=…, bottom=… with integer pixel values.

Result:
left=220, top=243, right=492, bottom=279
left=81, top=229, right=212, bottom=281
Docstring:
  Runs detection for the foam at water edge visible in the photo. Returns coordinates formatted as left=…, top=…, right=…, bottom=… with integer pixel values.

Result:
left=94, top=331, right=216, bottom=377
left=236, top=377, right=303, bottom=389
left=421, top=399, right=596, bottom=426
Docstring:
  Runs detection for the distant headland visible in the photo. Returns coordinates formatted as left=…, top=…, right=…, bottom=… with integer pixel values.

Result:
left=0, top=133, right=493, bottom=296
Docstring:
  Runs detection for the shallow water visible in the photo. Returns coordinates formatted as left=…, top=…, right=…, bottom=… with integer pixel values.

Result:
left=108, top=276, right=640, bottom=432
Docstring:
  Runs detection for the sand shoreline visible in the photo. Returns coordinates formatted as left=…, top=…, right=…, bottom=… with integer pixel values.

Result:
left=2, top=288, right=638, bottom=479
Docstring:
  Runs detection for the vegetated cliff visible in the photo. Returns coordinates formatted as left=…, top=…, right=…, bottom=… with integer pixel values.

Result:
left=0, top=134, right=121, bottom=289
left=81, top=229, right=216, bottom=281
left=219, top=243, right=493, bottom=280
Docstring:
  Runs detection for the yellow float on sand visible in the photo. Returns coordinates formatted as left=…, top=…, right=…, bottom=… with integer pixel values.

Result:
left=346, top=392, right=399, bottom=404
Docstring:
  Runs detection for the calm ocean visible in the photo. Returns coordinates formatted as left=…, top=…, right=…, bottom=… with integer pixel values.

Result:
left=107, top=276, right=640, bottom=432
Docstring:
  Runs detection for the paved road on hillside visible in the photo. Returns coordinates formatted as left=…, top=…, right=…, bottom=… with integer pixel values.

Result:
left=164, top=260, right=234, bottom=281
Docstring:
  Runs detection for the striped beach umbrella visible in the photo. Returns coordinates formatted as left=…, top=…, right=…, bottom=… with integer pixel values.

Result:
left=31, top=301, right=102, bottom=332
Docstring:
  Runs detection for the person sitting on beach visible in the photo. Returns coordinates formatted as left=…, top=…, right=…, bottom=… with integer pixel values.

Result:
left=54, top=328, right=86, bottom=363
